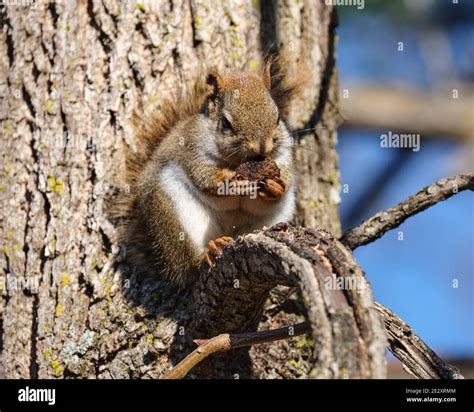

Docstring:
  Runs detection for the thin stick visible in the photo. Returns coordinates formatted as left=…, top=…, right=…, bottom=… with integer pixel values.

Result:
left=341, top=173, right=473, bottom=250
left=160, top=322, right=310, bottom=379
left=161, top=305, right=465, bottom=379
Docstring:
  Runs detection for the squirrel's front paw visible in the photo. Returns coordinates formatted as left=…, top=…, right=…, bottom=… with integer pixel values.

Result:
left=258, top=178, right=286, bottom=201
left=200, top=236, right=233, bottom=268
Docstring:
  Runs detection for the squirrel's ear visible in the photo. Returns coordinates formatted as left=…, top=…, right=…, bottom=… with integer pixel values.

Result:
left=205, top=69, right=225, bottom=98
left=262, top=60, right=272, bottom=90
left=261, top=54, right=308, bottom=122
left=202, top=69, right=225, bottom=117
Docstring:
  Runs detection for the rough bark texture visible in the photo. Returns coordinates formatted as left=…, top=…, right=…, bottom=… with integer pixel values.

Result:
left=0, top=0, right=343, bottom=379
left=376, top=303, right=463, bottom=379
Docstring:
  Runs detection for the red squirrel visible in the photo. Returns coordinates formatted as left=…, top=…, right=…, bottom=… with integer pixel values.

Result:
left=114, top=57, right=304, bottom=287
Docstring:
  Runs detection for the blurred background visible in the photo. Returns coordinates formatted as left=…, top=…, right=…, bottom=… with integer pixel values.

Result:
left=335, top=0, right=473, bottom=377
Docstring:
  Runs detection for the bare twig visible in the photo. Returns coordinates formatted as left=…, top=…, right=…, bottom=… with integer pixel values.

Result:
left=162, top=303, right=465, bottom=379
left=161, top=323, right=311, bottom=379
left=160, top=334, right=231, bottom=380
left=376, top=303, right=464, bottom=379
left=341, top=173, right=474, bottom=250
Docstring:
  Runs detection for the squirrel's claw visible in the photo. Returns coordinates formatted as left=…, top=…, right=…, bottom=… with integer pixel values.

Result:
left=202, top=251, right=214, bottom=267
left=200, top=236, right=233, bottom=268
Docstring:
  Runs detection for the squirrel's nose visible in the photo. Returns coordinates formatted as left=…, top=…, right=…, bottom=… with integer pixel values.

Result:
left=247, top=139, right=273, bottom=158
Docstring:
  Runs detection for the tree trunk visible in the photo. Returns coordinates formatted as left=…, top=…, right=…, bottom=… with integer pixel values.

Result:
left=0, top=0, right=348, bottom=379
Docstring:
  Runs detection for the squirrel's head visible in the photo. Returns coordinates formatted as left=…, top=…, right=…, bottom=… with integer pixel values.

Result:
left=201, top=63, right=297, bottom=166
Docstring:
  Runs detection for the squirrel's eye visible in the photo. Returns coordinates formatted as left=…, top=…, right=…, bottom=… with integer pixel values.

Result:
left=221, top=116, right=234, bottom=133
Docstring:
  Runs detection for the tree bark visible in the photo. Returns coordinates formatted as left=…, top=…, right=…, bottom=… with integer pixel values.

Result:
left=0, top=0, right=345, bottom=379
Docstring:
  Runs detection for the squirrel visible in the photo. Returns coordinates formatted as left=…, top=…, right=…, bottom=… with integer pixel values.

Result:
left=114, top=57, right=304, bottom=287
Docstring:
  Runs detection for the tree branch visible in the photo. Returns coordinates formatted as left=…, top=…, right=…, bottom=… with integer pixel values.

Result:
left=376, top=303, right=463, bottom=379
left=168, top=173, right=472, bottom=378
left=161, top=323, right=310, bottom=379
left=340, top=173, right=474, bottom=250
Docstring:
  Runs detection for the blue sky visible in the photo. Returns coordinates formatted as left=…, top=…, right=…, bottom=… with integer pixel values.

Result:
left=336, top=11, right=474, bottom=358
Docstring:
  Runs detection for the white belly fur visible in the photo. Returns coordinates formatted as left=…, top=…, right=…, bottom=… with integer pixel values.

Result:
left=159, top=163, right=295, bottom=253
